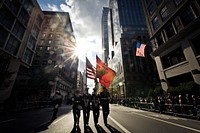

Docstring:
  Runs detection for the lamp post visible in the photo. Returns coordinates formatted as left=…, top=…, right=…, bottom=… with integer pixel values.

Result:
left=119, top=82, right=123, bottom=99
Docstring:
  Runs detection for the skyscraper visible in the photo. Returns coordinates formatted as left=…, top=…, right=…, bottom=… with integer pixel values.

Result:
left=102, top=7, right=110, bottom=64
left=102, top=0, right=157, bottom=98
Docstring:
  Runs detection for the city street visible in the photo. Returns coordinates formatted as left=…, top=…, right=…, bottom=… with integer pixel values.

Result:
left=1, top=104, right=200, bottom=133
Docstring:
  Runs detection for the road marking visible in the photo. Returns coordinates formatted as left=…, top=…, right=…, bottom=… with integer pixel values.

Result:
left=0, top=119, right=15, bottom=124
left=109, top=116, right=131, bottom=133
left=131, top=112, right=200, bottom=132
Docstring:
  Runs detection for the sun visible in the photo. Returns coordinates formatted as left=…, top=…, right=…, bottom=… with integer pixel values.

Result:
left=74, top=44, right=86, bottom=59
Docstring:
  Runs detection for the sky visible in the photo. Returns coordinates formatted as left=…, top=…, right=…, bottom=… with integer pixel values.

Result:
left=37, top=0, right=109, bottom=90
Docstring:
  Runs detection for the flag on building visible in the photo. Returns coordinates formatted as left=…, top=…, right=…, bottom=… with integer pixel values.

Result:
left=96, top=55, right=116, bottom=87
left=86, top=57, right=96, bottom=80
left=136, top=41, right=146, bottom=57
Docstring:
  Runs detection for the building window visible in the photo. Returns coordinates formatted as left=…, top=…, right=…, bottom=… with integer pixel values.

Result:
left=18, top=8, right=30, bottom=26
left=152, top=16, right=160, bottom=30
left=23, top=0, right=33, bottom=14
left=48, top=40, right=52, bottom=44
left=46, top=46, right=50, bottom=51
left=5, top=0, right=21, bottom=14
left=0, top=26, right=9, bottom=48
left=5, top=36, right=20, bottom=56
left=174, top=0, right=183, bottom=6
left=148, top=2, right=156, bottom=15
left=38, top=46, right=43, bottom=50
left=179, top=6, right=196, bottom=26
left=27, top=35, right=36, bottom=50
left=23, top=49, right=33, bottom=64
left=160, top=6, right=169, bottom=21
left=173, top=17, right=183, bottom=32
left=42, top=33, right=46, bottom=37
left=32, top=25, right=39, bottom=39
left=12, top=21, right=25, bottom=40
left=49, top=34, right=53, bottom=38
left=0, top=5, right=15, bottom=30
left=161, top=47, right=186, bottom=69
left=165, top=24, right=175, bottom=39
left=191, top=34, right=200, bottom=56
left=156, top=33, right=164, bottom=46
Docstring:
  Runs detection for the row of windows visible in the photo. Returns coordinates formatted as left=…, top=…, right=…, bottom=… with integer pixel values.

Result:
left=152, top=1, right=200, bottom=31
left=148, top=0, right=183, bottom=17
left=2, top=1, right=31, bottom=28
left=152, top=3, right=199, bottom=47
left=161, top=47, right=186, bottom=69
left=41, top=33, right=61, bottom=39
left=151, top=4, right=170, bottom=30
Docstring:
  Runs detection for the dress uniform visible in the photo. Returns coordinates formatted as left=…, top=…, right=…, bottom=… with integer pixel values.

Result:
left=82, top=88, right=91, bottom=128
left=91, top=88, right=100, bottom=126
left=72, top=90, right=82, bottom=127
left=100, top=86, right=110, bottom=125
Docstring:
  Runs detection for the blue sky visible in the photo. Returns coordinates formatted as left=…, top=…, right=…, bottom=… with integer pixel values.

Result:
left=37, top=0, right=109, bottom=90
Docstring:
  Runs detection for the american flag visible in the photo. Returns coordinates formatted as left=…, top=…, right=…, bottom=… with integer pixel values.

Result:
left=136, top=41, right=146, bottom=57
left=86, top=57, right=96, bottom=80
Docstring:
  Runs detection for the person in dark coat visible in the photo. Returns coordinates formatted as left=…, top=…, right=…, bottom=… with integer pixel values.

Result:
left=51, top=91, right=62, bottom=122
left=91, top=88, right=100, bottom=126
left=72, top=90, right=82, bottom=128
left=82, top=88, right=91, bottom=129
left=100, top=86, right=110, bottom=126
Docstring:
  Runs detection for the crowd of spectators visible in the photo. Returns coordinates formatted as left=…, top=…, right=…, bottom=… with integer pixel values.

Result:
left=111, top=94, right=200, bottom=118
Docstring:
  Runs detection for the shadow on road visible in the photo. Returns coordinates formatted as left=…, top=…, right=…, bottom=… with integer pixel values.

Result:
left=106, top=124, right=122, bottom=133
left=34, top=121, right=51, bottom=132
left=95, top=124, right=107, bottom=133
left=34, top=106, right=71, bottom=132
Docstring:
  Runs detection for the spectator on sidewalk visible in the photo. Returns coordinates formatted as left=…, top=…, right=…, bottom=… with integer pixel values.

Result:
left=51, top=91, right=62, bottom=122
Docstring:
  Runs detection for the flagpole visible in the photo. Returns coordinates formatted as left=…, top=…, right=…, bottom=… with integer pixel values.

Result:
left=85, top=53, right=87, bottom=90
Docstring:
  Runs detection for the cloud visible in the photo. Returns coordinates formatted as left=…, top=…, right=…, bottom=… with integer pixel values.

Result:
left=47, top=4, right=59, bottom=11
left=59, top=0, right=108, bottom=71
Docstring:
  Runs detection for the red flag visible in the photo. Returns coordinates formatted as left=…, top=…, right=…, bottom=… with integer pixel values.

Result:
left=86, top=57, right=96, bottom=80
left=136, top=41, right=146, bottom=57
left=96, top=56, right=116, bottom=87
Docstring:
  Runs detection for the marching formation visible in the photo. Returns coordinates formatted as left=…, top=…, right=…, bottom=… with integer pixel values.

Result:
left=71, top=86, right=110, bottom=132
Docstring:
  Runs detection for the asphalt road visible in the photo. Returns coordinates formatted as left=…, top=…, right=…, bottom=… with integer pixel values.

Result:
left=0, top=104, right=200, bottom=133
left=109, top=104, right=200, bottom=133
